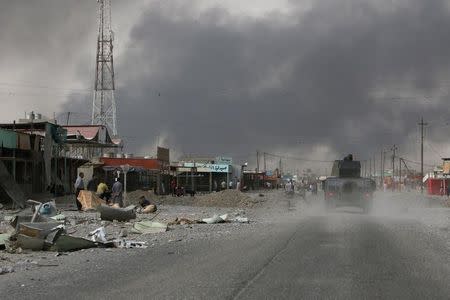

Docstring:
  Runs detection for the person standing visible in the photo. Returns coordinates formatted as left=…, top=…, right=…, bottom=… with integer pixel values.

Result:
left=74, top=172, right=85, bottom=211
left=170, top=179, right=177, bottom=196
left=86, top=174, right=98, bottom=192
left=97, top=181, right=111, bottom=203
left=111, top=178, right=124, bottom=207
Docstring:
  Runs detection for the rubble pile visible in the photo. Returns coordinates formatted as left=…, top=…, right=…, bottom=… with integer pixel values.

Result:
left=160, top=190, right=264, bottom=208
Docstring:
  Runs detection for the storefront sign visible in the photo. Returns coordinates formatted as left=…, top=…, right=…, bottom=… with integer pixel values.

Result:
left=184, top=163, right=229, bottom=173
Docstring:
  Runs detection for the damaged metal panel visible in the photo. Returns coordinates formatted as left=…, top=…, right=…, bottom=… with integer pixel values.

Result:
left=18, top=222, right=64, bottom=238
left=50, top=235, right=98, bottom=252
left=16, top=234, right=45, bottom=251
left=98, top=205, right=136, bottom=222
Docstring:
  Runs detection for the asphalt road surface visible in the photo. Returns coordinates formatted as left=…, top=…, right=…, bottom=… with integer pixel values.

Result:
left=2, top=202, right=450, bottom=299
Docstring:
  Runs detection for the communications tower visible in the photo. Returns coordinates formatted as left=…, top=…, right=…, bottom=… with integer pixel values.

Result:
left=91, top=0, right=118, bottom=136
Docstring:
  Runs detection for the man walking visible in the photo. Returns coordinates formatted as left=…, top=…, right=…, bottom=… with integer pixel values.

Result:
left=74, top=172, right=85, bottom=211
left=111, top=178, right=124, bottom=207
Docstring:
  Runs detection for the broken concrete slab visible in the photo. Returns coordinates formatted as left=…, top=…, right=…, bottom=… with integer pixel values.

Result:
left=98, top=205, right=136, bottom=222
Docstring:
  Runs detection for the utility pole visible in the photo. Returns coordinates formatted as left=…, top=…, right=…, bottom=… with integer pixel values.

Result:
left=399, top=157, right=402, bottom=192
left=419, top=118, right=428, bottom=193
left=256, top=151, right=260, bottom=173
left=391, top=145, right=398, bottom=192
left=263, top=152, right=267, bottom=173
left=380, top=150, right=384, bottom=189
left=279, top=158, right=282, bottom=176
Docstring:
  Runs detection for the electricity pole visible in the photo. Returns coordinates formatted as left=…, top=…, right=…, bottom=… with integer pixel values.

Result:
left=391, top=145, right=398, bottom=192
left=380, top=150, right=384, bottom=188
left=263, top=152, right=267, bottom=173
left=256, top=151, right=260, bottom=173
left=419, top=118, right=428, bottom=193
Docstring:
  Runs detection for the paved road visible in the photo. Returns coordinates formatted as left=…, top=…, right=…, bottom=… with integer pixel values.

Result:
left=2, top=209, right=450, bottom=299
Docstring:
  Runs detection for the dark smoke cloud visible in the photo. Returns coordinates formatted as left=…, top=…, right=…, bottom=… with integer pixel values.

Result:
left=108, top=0, right=450, bottom=170
left=4, top=0, right=449, bottom=171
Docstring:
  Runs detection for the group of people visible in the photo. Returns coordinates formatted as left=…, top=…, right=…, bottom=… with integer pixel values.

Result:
left=74, top=172, right=124, bottom=211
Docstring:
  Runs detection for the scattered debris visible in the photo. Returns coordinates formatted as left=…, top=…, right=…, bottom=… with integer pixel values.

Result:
left=131, top=221, right=167, bottom=234
left=202, top=214, right=228, bottom=224
left=114, top=239, right=148, bottom=249
left=0, top=266, right=14, bottom=275
left=98, top=205, right=136, bottom=222
left=50, top=214, right=66, bottom=221
left=89, top=227, right=107, bottom=243
left=233, top=217, right=249, bottom=223
left=168, top=218, right=203, bottom=225
left=118, top=228, right=128, bottom=238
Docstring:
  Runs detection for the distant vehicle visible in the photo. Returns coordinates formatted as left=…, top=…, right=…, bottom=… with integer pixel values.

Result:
left=323, top=154, right=376, bottom=213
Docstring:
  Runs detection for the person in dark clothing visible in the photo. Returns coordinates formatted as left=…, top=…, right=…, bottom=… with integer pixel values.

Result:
left=74, top=172, right=85, bottom=211
left=447, top=184, right=450, bottom=198
left=86, top=175, right=98, bottom=192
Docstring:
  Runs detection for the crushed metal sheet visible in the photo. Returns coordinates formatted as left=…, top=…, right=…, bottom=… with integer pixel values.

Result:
left=131, top=221, right=168, bottom=234
left=50, top=235, right=98, bottom=252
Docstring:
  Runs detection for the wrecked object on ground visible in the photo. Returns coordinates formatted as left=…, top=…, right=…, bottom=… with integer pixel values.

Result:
left=78, top=191, right=106, bottom=211
left=98, top=204, right=136, bottom=222
left=131, top=221, right=167, bottom=234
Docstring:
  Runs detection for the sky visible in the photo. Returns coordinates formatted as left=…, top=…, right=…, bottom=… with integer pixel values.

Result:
left=1, top=0, right=450, bottom=173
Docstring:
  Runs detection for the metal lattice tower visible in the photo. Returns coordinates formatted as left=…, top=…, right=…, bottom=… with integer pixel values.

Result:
left=92, top=0, right=118, bottom=136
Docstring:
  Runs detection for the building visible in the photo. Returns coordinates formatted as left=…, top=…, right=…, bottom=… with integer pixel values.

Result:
left=0, top=122, right=87, bottom=206
left=172, top=156, right=236, bottom=192
left=64, top=125, right=122, bottom=160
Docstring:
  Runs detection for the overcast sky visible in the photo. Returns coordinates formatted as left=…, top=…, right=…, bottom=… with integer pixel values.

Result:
left=1, top=0, right=450, bottom=173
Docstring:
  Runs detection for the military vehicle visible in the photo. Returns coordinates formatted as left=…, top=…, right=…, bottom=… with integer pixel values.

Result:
left=323, top=154, right=376, bottom=213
